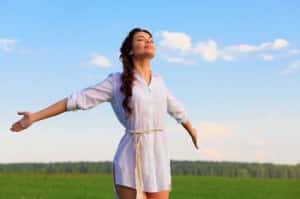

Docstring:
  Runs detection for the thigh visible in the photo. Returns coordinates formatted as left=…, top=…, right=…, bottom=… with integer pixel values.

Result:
left=113, top=162, right=147, bottom=199
left=115, top=184, right=147, bottom=199
left=146, top=190, right=169, bottom=199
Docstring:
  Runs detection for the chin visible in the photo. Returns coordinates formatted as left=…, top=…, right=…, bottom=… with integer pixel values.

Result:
left=146, top=55, right=154, bottom=59
left=144, top=52, right=155, bottom=59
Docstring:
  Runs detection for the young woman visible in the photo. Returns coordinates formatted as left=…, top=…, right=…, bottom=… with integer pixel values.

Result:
left=10, top=27, right=199, bottom=199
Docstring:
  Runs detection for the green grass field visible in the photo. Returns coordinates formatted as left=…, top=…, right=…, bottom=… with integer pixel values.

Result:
left=0, top=173, right=299, bottom=199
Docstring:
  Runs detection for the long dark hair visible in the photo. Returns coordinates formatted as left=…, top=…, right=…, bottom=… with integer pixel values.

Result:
left=119, top=28, right=153, bottom=119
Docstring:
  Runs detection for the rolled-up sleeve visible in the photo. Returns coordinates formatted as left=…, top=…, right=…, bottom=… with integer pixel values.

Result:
left=66, top=73, right=114, bottom=111
left=166, top=88, right=189, bottom=124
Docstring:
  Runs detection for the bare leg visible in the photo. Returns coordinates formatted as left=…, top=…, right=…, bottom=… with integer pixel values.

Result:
left=146, top=190, right=169, bottom=199
left=113, top=163, right=147, bottom=199
left=115, top=184, right=147, bottom=199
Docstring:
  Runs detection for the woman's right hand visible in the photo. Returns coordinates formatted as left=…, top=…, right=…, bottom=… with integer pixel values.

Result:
left=190, top=127, right=199, bottom=150
left=10, top=111, right=35, bottom=133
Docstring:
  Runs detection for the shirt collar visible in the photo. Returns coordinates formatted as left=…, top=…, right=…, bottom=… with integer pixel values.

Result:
left=133, top=68, right=155, bottom=80
left=133, top=68, right=155, bottom=89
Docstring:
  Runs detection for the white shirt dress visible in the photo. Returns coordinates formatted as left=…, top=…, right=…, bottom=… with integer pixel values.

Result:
left=66, top=69, right=189, bottom=199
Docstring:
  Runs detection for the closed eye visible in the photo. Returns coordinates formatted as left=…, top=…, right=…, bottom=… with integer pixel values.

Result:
left=137, top=36, right=153, bottom=42
left=137, top=38, right=154, bottom=43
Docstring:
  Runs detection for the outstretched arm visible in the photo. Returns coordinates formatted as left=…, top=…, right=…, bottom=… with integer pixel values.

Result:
left=181, top=119, right=199, bottom=150
left=10, top=72, right=115, bottom=133
left=32, top=97, right=68, bottom=122
left=165, top=85, right=199, bottom=150
left=10, top=97, right=68, bottom=132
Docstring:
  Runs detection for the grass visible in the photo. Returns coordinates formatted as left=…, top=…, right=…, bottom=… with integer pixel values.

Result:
left=0, top=173, right=299, bottom=199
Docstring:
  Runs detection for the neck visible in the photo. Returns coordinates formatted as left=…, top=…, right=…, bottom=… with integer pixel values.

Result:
left=133, top=58, right=152, bottom=77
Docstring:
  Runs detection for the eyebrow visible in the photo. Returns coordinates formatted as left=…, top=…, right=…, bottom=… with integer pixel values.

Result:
left=136, top=35, right=153, bottom=40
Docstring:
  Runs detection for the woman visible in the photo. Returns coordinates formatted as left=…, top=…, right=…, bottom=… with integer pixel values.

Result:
left=10, top=27, right=199, bottom=199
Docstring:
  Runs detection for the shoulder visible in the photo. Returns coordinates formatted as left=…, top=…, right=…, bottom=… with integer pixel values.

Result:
left=107, top=71, right=121, bottom=77
left=152, top=71, right=163, bottom=80
left=105, top=71, right=122, bottom=81
left=152, top=71, right=168, bottom=89
left=152, top=71, right=165, bottom=83
left=103, top=72, right=122, bottom=87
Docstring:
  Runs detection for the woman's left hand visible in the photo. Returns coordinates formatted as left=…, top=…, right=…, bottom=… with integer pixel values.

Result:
left=190, top=128, right=199, bottom=150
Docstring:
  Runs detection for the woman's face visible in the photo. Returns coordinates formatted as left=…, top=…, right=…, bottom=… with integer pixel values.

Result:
left=130, top=31, right=155, bottom=59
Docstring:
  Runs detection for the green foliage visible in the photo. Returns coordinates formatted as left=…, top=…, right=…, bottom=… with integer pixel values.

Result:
left=0, top=160, right=299, bottom=179
left=0, top=173, right=299, bottom=199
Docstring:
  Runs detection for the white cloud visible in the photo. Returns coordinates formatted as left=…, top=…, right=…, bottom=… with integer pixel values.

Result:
left=159, top=54, right=194, bottom=64
left=219, top=52, right=236, bottom=62
left=0, top=38, right=17, bottom=52
left=88, top=53, right=111, bottom=68
left=158, top=31, right=220, bottom=63
left=202, top=147, right=222, bottom=160
left=272, top=38, right=289, bottom=50
left=157, top=30, right=291, bottom=64
left=225, top=44, right=260, bottom=53
left=194, top=40, right=219, bottom=62
left=288, top=49, right=300, bottom=55
left=260, top=54, right=274, bottom=61
left=280, top=60, right=300, bottom=75
left=254, top=149, right=270, bottom=162
left=248, top=138, right=266, bottom=148
left=224, top=38, right=289, bottom=54
left=158, top=31, right=192, bottom=53
left=247, top=138, right=270, bottom=162
left=199, top=121, right=234, bottom=140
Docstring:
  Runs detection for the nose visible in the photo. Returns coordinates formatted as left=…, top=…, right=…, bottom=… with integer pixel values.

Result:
left=146, top=41, right=154, bottom=47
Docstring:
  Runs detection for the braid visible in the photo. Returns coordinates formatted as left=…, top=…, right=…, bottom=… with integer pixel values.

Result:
left=119, top=28, right=152, bottom=119
left=120, top=55, right=134, bottom=119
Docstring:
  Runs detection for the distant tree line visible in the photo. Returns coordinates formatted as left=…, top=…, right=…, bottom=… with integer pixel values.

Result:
left=170, top=160, right=300, bottom=179
left=0, top=160, right=299, bottom=179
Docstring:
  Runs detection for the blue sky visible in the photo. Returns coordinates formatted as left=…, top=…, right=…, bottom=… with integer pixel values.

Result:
left=1, top=1, right=300, bottom=165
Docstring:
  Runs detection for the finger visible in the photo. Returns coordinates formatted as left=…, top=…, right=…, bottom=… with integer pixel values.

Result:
left=13, top=123, right=22, bottom=132
left=194, top=138, right=199, bottom=149
left=10, top=126, right=16, bottom=132
left=194, top=143, right=199, bottom=149
left=11, top=122, right=19, bottom=131
left=16, top=125, right=24, bottom=132
left=12, top=120, right=21, bottom=128
left=10, top=126, right=18, bottom=132
left=11, top=122, right=24, bottom=132
left=17, top=122, right=26, bottom=129
left=10, top=125, right=18, bottom=132
left=192, top=139, right=197, bottom=149
left=18, top=111, right=27, bottom=116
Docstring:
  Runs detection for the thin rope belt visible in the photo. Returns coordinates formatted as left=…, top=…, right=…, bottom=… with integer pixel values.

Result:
left=126, top=129, right=164, bottom=199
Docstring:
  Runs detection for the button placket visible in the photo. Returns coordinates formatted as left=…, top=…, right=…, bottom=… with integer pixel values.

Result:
left=134, top=70, right=153, bottom=91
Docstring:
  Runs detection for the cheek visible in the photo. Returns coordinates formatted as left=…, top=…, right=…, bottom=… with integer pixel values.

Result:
left=146, top=46, right=155, bottom=54
left=136, top=42, right=145, bottom=48
left=151, top=46, right=156, bottom=51
left=132, top=43, right=145, bottom=53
